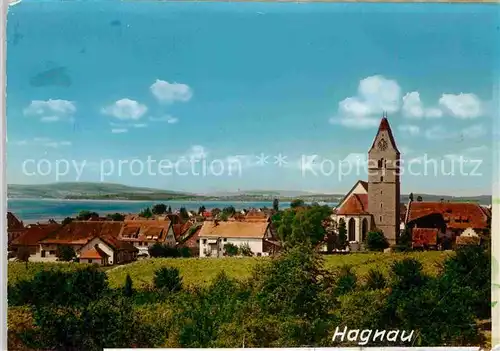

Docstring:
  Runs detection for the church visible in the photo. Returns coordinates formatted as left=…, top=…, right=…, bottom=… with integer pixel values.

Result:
left=331, top=114, right=401, bottom=248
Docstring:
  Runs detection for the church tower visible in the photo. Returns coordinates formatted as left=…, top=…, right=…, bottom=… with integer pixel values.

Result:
left=367, top=113, right=401, bottom=245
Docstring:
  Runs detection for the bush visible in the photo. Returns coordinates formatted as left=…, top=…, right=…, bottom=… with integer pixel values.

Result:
left=365, top=230, right=389, bottom=251
left=154, top=267, right=183, bottom=292
left=334, top=265, right=357, bottom=296
left=56, top=245, right=76, bottom=262
left=239, top=243, right=253, bottom=256
left=123, top=274, right=134, bottom=297
left=224, top=243, right=238, bottom=256
left=364, top=269, right=386, bottom=290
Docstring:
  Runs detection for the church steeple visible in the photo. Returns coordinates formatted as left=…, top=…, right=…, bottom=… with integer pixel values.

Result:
left=370, top=114, right=399, bottom=154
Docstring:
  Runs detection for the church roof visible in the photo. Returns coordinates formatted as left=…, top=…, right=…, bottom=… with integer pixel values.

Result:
left=370, top=116, right=400, bottom=153
left=336, top=194, right=369, bottom=215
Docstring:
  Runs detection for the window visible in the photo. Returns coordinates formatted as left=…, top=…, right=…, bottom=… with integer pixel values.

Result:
left=378, top=159, right=383, bottom=168
left=196, top=239, right=200, bottom=243
left=380, top=203, right=383, bottom=209
left=380, top=176, right=384, bottom=182
left=88, top=259, right=93, bottom=264
left=224, top=238, right=227, bottom=242
left=203, top=239, right=207, bottom=244
left=49, top=250, right=56, bottom=255
left=380, top=190, right=383, bottom=195
left=379, top=216, right=382, bottom=222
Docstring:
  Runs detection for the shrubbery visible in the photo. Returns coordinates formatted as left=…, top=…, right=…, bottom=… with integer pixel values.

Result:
left=8, top=245, right=491, bottom=348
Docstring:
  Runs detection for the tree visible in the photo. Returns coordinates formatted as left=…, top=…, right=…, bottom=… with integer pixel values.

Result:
left=154, top=267, right=183, bottom=292
left=273, top=198, right=279, bottom=212
left=365, top=269, right=386, bottom=290
left=123, top=274, right=134, bottom=297
left=62, top=217, right=74, bottom=226
left=198, top=205, right=206, bottom=215
left=167, top=206, right=172, bottom=214
left=56, top=245, right=76, bottom=262
left=239, top=243, right=253, bottom=256
left=365, top=230, right=389, bottom=251
left=148, top=242, right=166, bottom=258
left=290, top=199, right=305, bottom=209
left=76, top=210, right=99, bottom=221
left=337, top=218, right=347, bottom=249
left=106, top=213, right=125, bottom=221
left=16, top=247, right=31, bottom=268
left=224, top=243, right=239, bottom=256
left=211, top=208, right=221, bottom=217
left=179, top=207, right=189, bottom=220
left=139, top=207, right=153, bottom=218
left=222, top=206, right=236, bottom=217
left=152, top=204, right=167, bottom=215
left=219, top=212, right=229, bottom=221
left=416, top=195, right=423, bottom=202
left=334, top=265, right=357, bottom=296
left=409, top=192, right=414, bottom=201
left=398, top=226, right=412, bottom=249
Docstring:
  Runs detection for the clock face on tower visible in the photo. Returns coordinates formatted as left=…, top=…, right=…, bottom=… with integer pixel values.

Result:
left=377, top=138, right=388, bottom=151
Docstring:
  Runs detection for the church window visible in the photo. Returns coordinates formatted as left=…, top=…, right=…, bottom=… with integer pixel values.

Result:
left=378, top=159, right=384, bottom=168
left=379, top=216, right=382, bottom=222
left=380, top=176, right=384, bottom=182
left=380, top=203, right=383, bottom=209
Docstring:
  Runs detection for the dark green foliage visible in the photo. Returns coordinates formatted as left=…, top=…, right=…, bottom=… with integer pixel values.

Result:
left=337, top=219, right=347, bottom=249
left=15, top=247, right=31, bottom=267
left=398, top=226, right=412, bottom=248
left=148, top=242, right=181, bottom=258
left=290, top=199, right=305, bottom=209
left=62, top=217, right=74, bottom=225
left=139, top=207, right=153, bottom=218
left=275, top=205, right=332, bottom=248
left=154, top=267, right=183, bottom=292
left=224, top=243, right=239, bottom=256
left=76, top=210, right=99, bottom=220
left=365, top=230, right=389, bottom=251
left=179, top=207, right=190, bottom=220
left=273, top=198, right=279, bottom=212
left=334, top=265, right=357, bottom=296
left=365, top=269, right=386, bottom=290
left=152, top=203, right=167, bottom=215
left=106, top=212, right=125, bottom=221
left=56, top=245, right=76, bottom=262
left=222, top=206, right=236, bottom=216
left=123, top=274, right=134, bottom=297
left=198, top=205, right=206, bottom=214
left=179, top=246, right=192, bottom=257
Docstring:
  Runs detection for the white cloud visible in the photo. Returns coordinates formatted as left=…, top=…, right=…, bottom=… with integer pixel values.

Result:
left=45, top=141, right=72, bottom=148
left=23, top=99, right=76, bottom=122
left=402, top=92, right=443, bottom=119
left=149, top=115, right=178, bottom=124
left=398, top=124, right=420, bottom=136
left=444, top=145, right=489, bottom=162
left=102, top=99, right=147, bottom=120
left=439, top=93, right=483, bottom=119
left=424, top=123, right=487, bottom=140
left=132, top=123, right=148, bottom=128
left=331, top=75, right=401, bottom=128
left=186, top=145, right=207, bottom=160
left=150, top=79, right=193, bottom=104
left=111, top=128, right=128, bottom=134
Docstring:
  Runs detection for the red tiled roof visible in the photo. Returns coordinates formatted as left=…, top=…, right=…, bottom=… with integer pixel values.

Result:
left=80, top=247, right=109, bottom=260
left=173, top=222, right=192, bottom=239
left=336, top=194, right=369, bottom=215
left=408, top=201, right=489, bottom=230
left=412, top=228, right=438, bottom=245
left=40, top=221, right=122, bottom=245
left=7, top=212, right=24, bottom=231
left=99, top=235, right=138, bottom=252
left=119, top=220, right=172, bottom=243
left=181, top=226, right=201, bottom=248
left=370, top=116, right=399, bottom=153
left=11, top=223, right=61, bottom=246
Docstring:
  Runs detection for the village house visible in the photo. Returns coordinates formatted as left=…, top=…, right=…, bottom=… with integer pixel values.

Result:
left=331, top=114, right=401, bottom=249
left=38, top=221, right=123, bottom=261
left=405, top=200, right=490, bottom=247
left=177, top=224, right=202, bottom=256
left=7, top=212, right=25, bottom=244
left=77, top=235, right=138, bottom=265
left=9, top=223, right=62, bottom=256
left=198, top=220, right=276, bottom=257
left=118, top=218, right=176, bottom=256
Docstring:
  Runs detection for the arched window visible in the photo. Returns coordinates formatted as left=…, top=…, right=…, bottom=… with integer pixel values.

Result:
left=348, top=218, right=356, bottom=242
left=362, top=218, right=369, bottom=242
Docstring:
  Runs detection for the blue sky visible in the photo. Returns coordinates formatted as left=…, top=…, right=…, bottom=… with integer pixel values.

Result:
left=6, top=1, right=498, bottom=195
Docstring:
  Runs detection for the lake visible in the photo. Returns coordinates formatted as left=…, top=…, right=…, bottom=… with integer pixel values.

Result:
left=8, top=199, right=337, bottom=223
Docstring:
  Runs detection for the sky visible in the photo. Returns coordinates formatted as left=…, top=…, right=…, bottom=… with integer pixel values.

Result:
left=5, top=1, right=498, bottom=195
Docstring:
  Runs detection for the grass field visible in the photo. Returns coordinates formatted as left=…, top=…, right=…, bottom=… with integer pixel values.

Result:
left=8, top=251, right=453, bottom=289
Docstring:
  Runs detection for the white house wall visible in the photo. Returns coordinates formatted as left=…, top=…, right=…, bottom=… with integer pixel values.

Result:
left=199, top=237, right=263, bottom=257
left=80, top=237, right=115, bottom=264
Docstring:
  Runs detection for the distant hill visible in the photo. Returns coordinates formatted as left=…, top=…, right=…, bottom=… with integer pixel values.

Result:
left=6, top=182, right=492, bottom=205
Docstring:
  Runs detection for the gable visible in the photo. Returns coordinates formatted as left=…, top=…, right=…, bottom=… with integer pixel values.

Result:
left=336, top=180, right=368, bottom=211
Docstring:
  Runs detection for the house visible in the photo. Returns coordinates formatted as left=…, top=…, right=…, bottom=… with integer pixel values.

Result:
left=78, top=235, right=138, bottom=265
left=9, top=223, right=61, bottom=257
left=118, top=219, right=176, bottom=256
left=245, top=209, right=269, bottom=222
left=330, top=114, right=401, bottom=248
left=177, top=225, right=202, bottom=256
left=38, top=221, right=123, bottom=261
left=7, top=212, right=25, bottom=244
left=198, top=220, right=275, bottom=257
left=406, top=200, right=490, bottom=245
